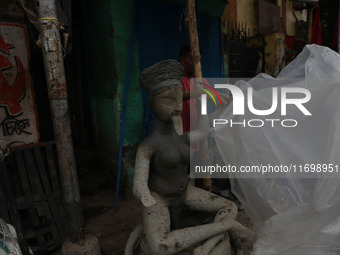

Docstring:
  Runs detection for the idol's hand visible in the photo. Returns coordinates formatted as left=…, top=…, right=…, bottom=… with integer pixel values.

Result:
left=140, top=192, right=156, bottom=207
left=133, top=184, right=156, bottom=207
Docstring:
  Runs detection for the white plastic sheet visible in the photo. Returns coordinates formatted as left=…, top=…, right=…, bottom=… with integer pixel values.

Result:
left=214, top=45, right=340, bottom=254
left=0, top=219, right=22, bottom=255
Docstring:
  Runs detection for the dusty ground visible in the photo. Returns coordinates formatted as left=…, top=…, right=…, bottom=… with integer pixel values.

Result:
left=51, top=188, right=142, bottom=255
left=52, top=187, right=253, bottom=255
left=51, top=163, right=143, bottom=255
left=50, top=149, right=253, bottom=255
left=52, top=188, right=252, bottom=255
left=82, top=189, right=143, bottom=255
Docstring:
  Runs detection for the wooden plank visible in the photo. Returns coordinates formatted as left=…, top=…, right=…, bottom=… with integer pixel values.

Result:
left=23, top=148, right=52, bottom=219
left=22, top=147, right=53, bottom=254
left=12, top=145, right=64, bottom=254
left=45, top=144, right=65, bottom=217
left=14, top=150, right=40, bottom=227
left=48, top=224, right=60, bottom=248
left=36, top=230, right=47, bottom=252
left=45, top=144, right=59, bottom=193
left=33, top=146, right=59, bottom=217
left=33, top=146, right=52, bottom=193
left=23, top=148, right=43, bottom=195
left=24, top=225, right=51, bottom=252
left=32, top=145, right=61, bottom=249
left=0, top=179, right=10, bottom=222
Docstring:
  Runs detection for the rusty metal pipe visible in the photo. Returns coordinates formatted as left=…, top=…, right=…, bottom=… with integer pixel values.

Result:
left=34, top=0, right=83, bottom=243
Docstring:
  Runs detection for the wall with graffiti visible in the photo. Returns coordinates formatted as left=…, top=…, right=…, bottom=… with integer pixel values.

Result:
left=0, top=23, right=38, bottom=149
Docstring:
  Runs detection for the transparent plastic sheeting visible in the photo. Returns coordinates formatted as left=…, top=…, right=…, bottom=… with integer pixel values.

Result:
left=0, top=219, right=22, bottom=255
left=213, top=45, right=340, bottom=254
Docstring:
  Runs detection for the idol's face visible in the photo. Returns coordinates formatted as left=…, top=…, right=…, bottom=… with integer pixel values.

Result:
left=152, top=86, right=183, bottom=121
left=151, top=85, right=183, bottom=135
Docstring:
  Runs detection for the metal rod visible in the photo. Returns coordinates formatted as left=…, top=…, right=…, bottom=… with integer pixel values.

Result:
left=115, top=0, right=138, bottom=205
left=34, top=0, right=83, bottom=243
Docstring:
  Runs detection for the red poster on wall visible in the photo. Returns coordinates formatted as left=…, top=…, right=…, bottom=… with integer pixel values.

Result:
left=0, top=23, right=38, bottom=148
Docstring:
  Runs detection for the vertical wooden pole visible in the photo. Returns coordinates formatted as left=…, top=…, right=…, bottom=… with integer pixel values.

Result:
left=186, top=0, right=212, bottom=191
left=186, top=0, right=202, bottom=78
left=307, top=8, right=313, bottom=44
left=282, top=0, right=287, bottom=34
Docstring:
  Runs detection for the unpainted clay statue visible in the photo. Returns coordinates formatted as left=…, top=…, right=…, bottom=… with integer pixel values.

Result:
left=125, top=60, right=250, bottom=255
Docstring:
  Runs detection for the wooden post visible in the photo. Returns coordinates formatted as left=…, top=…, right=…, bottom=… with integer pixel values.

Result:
left=186, top=0, right=212, bottom=191
left=307, top=7, right=313, bottom=44
left=186, top=0, right=202, bottom=78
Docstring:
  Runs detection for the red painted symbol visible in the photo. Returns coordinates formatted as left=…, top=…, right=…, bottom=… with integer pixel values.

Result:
left=0, top=35, right=14, bottom=54
left=0, top=35, right=26, bottom=116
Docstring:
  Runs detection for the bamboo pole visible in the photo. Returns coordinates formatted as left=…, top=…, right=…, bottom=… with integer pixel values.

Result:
left=307, top=7, right=313, bottom=44
left=186, top=0, right=212, bottom=191
left=186, top=0, right=202, bottom=78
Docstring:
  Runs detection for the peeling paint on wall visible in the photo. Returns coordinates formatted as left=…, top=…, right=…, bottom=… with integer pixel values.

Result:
left=0, top=23, right=38, bottom=148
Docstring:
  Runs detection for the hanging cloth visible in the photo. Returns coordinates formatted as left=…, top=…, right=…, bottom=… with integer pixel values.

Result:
left=311, top=7, right=322, bottom=45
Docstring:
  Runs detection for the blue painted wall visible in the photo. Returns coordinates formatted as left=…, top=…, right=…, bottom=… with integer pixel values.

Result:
left=137, top=0, right=223, bottom=136
left=137, top=0, right=223, bottom=76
